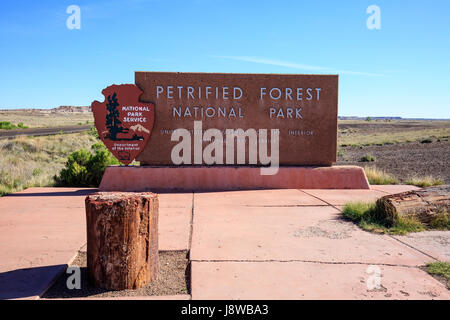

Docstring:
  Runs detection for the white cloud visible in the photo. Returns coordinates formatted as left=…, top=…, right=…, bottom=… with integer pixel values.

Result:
left=213, top=55, right=385, bottom=77
left=214, top=56, right=328, bottom=71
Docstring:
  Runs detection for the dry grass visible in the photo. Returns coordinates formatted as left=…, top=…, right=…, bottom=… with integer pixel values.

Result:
left=405, top=175, right=444, bottom=188
left=364, top=166, right=400, bottom=185
left=0, top=111, right=93, bottom=128
left=364, top=165, right=444, bottom=187
left=0, top=132, right=99, bottom=196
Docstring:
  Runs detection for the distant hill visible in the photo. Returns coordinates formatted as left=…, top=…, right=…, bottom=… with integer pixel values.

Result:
left=1, top=106, right=91, bottom=113
left=339, top=116, right=402, bottom=120
left=338, top=116, right=449, bottom=121
left=51, top=106, right=91, bottom=113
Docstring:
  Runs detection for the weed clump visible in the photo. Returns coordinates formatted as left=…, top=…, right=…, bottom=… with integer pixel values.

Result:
left=342, top=201, right=449, bottom=235
left=364, top=167, right=399, bottom=185
left=405, top=175, right=444, bottom=188
left=420, top=138, right=433, bottom=143
left=425, top=262, right=450, bottom=288
left=360, top=154, right=376, bottom=162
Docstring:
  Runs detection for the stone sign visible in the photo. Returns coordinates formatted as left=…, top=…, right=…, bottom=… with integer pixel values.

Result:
left=91, top=84, right=155, bottom=165
left=135, top=72, right=338, bottom=166
left=91, top=72, right=338, bottom=167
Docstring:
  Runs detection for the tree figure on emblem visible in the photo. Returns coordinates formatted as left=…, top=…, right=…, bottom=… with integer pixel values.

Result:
left=105, top=92, right=128, bottom=140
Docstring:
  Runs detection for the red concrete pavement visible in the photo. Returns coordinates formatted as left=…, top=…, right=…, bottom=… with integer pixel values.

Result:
left=0, top=185, right=448, bottom=300
left=191, top=262, right=450, bottom=300
left=0, top=188, right=192, bottom=299
left=0, top=188, right=95, bottom=299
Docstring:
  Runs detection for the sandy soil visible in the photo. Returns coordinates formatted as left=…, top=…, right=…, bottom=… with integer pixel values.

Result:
left=337, top=140, right=450, bottom=183
left=43, top=250, right=189, bottom=298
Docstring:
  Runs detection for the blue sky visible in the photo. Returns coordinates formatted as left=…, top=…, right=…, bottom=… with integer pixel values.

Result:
left=0, top=0, right=449, bottom=118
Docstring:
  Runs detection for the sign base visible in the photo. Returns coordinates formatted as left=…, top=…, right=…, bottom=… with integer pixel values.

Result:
left=99, top=165, right=370, bottom=191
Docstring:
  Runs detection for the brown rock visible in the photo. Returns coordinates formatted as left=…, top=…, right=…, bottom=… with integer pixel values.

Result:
left=376, top=185, right=450, bottom=224
left=85, top=192, right=159, bottom=290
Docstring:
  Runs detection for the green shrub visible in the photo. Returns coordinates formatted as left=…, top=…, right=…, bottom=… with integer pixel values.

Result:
left=54, top=143, right=119, bottom=187
left=88, top=126, right=99, bottom=138
left=0, top=121, right=28, bottom=130
left=0, top=121, right=16, bottom=130
left=360, top=154, right=376, bottom=162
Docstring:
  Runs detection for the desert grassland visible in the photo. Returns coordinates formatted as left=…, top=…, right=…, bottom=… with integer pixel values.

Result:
left=362, top=161, right=445, bottom=187
left=0, top=132, right=99, bottom=196
left=0, top=118, right=448, bottom=196
left=0, top=111, right=93, bottom=128
left=339, top=127, right=450, bottom=146
left=338, top=120, right=450, bottom=146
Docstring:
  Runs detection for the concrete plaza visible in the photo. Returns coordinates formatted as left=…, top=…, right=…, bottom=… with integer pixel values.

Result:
left=0, top=186, right=448, bottom=300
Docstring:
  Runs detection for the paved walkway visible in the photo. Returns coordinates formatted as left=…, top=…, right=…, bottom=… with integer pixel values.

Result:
left=0, top=186, right=448, bottom=300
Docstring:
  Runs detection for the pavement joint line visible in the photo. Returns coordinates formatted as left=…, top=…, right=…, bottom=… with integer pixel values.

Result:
left=372, top=190, right=390, bottom=196
left=67, top=248, right=84, bottom=265
left=188, top=193, right=195, bottom=251
left=297, top=190, right=440, bottom=263
left=159, top=249, right=190, bottom=254
left=160, top=206, right=187, bottom=208
left=37, top=242, right=88, bottom=300
left=187, top=193, right=194, bottom=300
left=371, top=188, right=390, bottom=195
left=297, top=189, right=342, bottom=211
left=35, top=266, right=69, bottom=300
left=388, top=235, right=439, bottom=262
left=189, top=259, right=425, bottom=268
left=243, top=205, right=330, bottom=207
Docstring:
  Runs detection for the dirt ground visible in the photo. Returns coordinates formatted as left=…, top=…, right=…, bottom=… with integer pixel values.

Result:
left=339, top=119, right=449, bottom=133
left=337, top=140, right=450, bottom=183
left=338, top=120, right=450, bottom=147
left=43, top=250, right=189, bottom=298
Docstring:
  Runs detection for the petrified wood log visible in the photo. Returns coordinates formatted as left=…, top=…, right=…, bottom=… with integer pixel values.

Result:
left=376, top=185, right=450, bottom=224
left=85, top=192, right=159, bottom=290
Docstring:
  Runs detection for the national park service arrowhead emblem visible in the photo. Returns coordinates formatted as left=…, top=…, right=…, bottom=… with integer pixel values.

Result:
left=91, top=84, right=154, bottom=165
